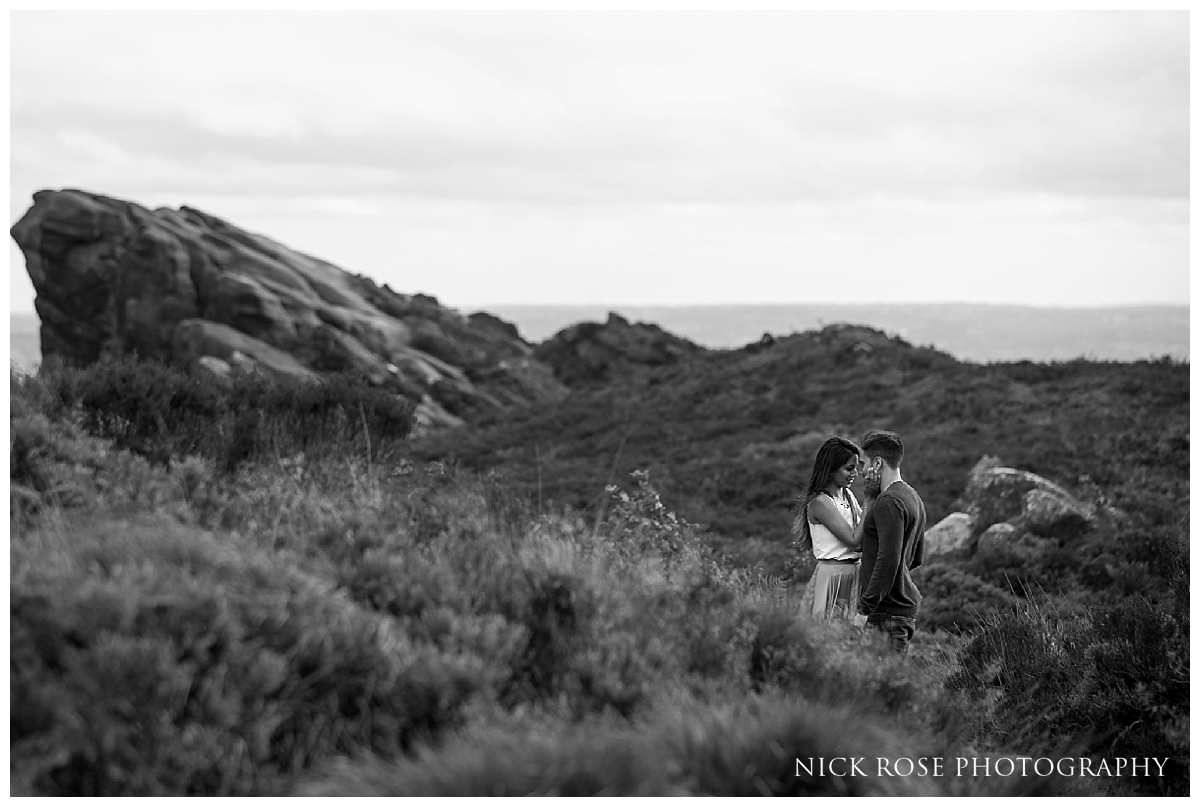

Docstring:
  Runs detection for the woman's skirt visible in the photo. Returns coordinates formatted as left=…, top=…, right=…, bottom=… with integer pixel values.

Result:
left=810, top=560, right=860, bottom=621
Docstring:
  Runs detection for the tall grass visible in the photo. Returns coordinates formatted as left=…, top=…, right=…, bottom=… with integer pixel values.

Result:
left=947, top=591, right=1189, bottom=796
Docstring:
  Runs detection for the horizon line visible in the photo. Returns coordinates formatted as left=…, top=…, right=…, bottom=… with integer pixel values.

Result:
left=470, top=301, right=1190, bottom=310
left=9, top=301, right=1191, bottom=318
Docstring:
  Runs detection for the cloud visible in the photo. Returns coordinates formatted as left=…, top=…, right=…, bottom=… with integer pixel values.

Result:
left=11, top=10, right=1188, bottom=208
left=9, top=11, right=1188, bottom=310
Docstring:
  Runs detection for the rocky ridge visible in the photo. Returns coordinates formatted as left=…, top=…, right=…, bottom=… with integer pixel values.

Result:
left=532, top=311, right=707, bottom=387
left=11, top=189, right=566, bottom=432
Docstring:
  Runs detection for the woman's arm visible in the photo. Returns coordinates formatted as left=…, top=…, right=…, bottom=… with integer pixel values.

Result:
left=848, top=490, right=863, bottom=526
left=844, top=490, right=866, bottom=548
left=808, top=495, right=859, bottom=549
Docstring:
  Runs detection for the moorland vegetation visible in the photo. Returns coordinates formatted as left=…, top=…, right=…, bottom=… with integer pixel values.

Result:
left=9, top=328, right=1189, bottom=795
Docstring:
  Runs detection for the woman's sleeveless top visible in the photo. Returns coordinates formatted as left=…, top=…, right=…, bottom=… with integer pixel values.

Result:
left=809, top=491, right=861, bottom=561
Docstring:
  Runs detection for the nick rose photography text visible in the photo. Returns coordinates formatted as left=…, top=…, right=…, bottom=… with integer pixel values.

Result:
left=795, top=757, right=1171, bottom=778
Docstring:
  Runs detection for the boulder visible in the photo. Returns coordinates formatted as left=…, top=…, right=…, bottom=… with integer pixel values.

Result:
left=12, top=189, right=567, bottom=427
left=1022, top=488, right=1093, bottom=539
left=951, top=456, right=1097, bottom=562
left=959, top=456, right=1095, bottom=541
left=923, top=512, right=975, bottom=557
left=974, top=522, right=1018, bottom=559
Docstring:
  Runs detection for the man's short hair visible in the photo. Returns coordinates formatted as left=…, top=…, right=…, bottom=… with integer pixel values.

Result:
left=861, top=430, right=904, bottom=469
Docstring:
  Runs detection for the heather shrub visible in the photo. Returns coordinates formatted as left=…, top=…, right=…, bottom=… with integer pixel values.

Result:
left=10, top=345, right=1185, bottom=797
left=603, top=468, right=706, bottom=567
left=341, top=550, right=473, bottom=620
left=947, top=592, right=1188, bottom=796
left=212, top=369, right=413, bottom=470
left=1073, top=502, right=1188, bottom=599
left=10, top=410, right=99, bottom=521
left=10, top=387, right=204, bottom=526
left=745, top=602, right=816, bottom=689
left=745, top=603, right=953, bottom=723
left=1081, top=593, right=1189, bottom=795
left=298, top=691, right=1077, bottom=797
left=26, top=355, right=413, bottom=473
left=11, top=516, right=485, bottom=796
left=910, top=562, right=1020, bottom=633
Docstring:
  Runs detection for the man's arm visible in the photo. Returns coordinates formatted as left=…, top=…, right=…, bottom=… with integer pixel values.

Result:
left=858, top=496, right=905, bottom=615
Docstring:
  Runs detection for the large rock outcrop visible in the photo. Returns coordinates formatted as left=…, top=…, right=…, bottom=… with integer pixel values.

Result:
left=923, top=456, right=1097, bottom=560
left=12, top=189, right=567, bottom=431
left=533, top=312, right=706, bottom=387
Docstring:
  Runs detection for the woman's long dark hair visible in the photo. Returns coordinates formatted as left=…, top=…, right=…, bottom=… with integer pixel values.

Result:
left=793, top=437, right=861, bottom=553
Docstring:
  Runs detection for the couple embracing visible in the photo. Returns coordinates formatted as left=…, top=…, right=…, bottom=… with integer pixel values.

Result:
left=794, top=430, right=926, bottom=655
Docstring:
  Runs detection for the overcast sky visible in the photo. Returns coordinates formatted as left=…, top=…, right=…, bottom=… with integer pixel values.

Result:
left=9, top=10, right=1190, bottom=312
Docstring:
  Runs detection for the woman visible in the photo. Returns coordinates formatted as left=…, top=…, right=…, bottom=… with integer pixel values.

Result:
left=794, top=437, right=864, bottom=621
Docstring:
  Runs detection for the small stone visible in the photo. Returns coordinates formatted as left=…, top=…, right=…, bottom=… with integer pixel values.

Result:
left=196, top=355, right=231, bottom=378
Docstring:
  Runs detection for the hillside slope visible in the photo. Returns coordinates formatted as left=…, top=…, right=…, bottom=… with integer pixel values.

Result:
left=11, top=362, right=1075, bottom=797
left=412, top=323, right=1189, bottom=576
left=12, top=334, right=1186, bottom=797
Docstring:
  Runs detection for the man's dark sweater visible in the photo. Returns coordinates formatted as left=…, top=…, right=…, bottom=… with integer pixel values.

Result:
left=859, top=481, right=927, bottom=618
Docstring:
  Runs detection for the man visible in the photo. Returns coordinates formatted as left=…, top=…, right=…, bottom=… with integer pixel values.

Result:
left=855, top=429, right=926, bottom=655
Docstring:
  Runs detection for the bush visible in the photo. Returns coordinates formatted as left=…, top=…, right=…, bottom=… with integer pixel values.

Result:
left=25, top=355, right=413, bottom=474
left=10, top=516, right=484, bottom=796
left=298, top=691, right=1079, bottom=796
left=947, top=593, right=1188, bottom=796
left=9, top=389, right=193, bottom=526
left=10, top=352, right=1184, bottom=800
left=603, top=469, right=707, bottom=566
left=10, top=411, right=96, bottom=519
left=910, top=563, right=1020, bottom=633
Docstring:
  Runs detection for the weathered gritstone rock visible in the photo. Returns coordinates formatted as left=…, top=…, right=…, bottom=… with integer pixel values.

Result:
left=172, top=319, right=320, bottom=383
left=12, top=189, right=567, bottom=429
left=975, top=523, right=1055, bottom=565
left=974, top=522, right=1018, bottom=559
left=959, top=456, right=1095, bottom=538
left=948, top=456, right=1097, bottom=560
left=1021, top=488, right=1093, bottom=539
left=923, top=512, right=975, bottom=557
